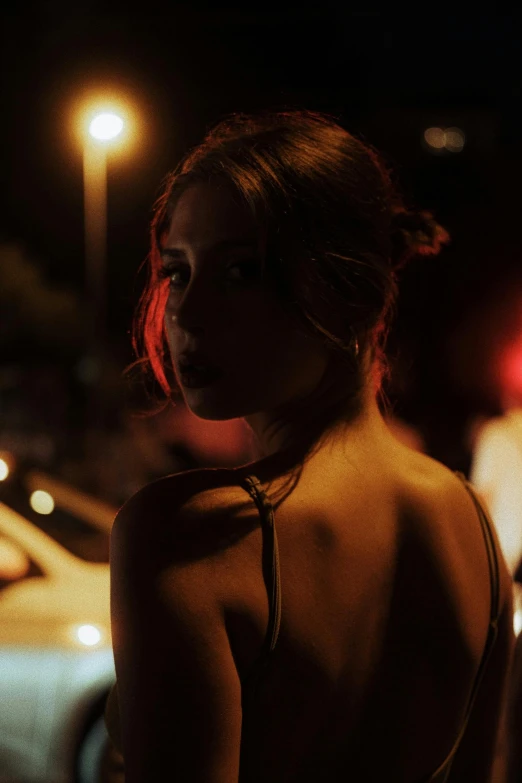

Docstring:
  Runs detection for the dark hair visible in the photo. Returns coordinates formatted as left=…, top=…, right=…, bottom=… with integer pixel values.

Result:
left=133, top=110, right=449, bottom=408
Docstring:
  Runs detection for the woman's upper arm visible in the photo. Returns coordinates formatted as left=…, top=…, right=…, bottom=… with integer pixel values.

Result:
left=110, top=482, right=242, bottom=783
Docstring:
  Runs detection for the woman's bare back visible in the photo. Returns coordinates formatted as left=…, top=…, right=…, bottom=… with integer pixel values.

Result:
left=109, top=434, right=513, bottom=782
left=204, top=438, right=513, bottom=781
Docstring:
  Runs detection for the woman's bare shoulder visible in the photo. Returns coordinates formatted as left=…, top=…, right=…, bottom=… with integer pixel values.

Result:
left=110, top=467, right=259, bottom=569
left=392, top=447, right=480, bottom=521
left=392, top=448, right=512, bottom=610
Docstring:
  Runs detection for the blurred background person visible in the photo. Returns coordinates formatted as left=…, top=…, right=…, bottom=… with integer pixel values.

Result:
left=470, top=325, right=522, bottom=576
left=470, top=404, right=522, bottom=579
left=470, top=334, right=522, bottom=783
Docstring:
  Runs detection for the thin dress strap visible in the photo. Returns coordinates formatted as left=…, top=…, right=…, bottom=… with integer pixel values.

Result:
left=423, top=471, right=501, bottom=782
left=238, top=474, right=282, bottom=704
left=238, top=471, right=501, bottom=781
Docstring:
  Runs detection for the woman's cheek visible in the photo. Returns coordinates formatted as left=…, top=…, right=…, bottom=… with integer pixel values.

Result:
left=164, top=286, right=178, bottom=311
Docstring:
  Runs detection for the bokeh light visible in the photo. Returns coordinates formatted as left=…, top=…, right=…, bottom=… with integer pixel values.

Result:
left=76, top=624, right=102, bottom=646
left=445, top=126, right=466, bottom=152
left=499, top=335, right=522, bottom=404
left=423, top=126, right=466, bottom=153
left=30, top=490, right=55, bottom=515
left=424, top=127, right=446, bottom=150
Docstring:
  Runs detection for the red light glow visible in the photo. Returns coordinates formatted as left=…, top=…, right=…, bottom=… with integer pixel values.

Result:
left=499, top=339, right=522, bottom=400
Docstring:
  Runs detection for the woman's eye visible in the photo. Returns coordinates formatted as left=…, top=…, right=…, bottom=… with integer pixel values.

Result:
left=226, top=261, right=261, bottom=283
left=159, top=260, right=261, bottom=289
left=160, top=265, right=188, bottom=288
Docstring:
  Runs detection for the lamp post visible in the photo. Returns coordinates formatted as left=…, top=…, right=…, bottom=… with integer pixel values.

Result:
left=83, top=111, right=124, bottom=342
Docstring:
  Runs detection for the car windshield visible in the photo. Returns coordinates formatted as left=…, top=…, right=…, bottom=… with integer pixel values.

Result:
left=0, top=478, right=111, bottom=564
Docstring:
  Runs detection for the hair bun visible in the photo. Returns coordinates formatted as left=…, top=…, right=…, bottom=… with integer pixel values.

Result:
left=390, top=209, right=450, bottom=270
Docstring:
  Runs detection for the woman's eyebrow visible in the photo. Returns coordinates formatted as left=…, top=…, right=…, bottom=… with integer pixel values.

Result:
left=211, top=239, right=259, bottom=252
left=160, top=248, right=186, bottom=263
left=160, top=239, right=259, bottom=262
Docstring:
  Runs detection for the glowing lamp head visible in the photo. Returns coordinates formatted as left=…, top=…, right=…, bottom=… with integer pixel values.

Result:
left=89, top=112, right=124, bottom=141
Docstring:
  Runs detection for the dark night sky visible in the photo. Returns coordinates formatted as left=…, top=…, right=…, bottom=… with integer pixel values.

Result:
left=2, top=7, right=522, bottom=461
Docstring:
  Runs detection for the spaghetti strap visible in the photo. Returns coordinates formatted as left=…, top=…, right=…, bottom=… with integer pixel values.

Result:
left=237, top=470, right=502, bottom=782
left=420, top=471, right=501, bottom=782
left=455, top=472, right=501, bottom=625
left=238, top=474, right=282, bottom=703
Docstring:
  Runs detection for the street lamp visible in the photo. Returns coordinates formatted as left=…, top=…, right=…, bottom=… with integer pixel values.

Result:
left=83, top=110, right=125, bottom=339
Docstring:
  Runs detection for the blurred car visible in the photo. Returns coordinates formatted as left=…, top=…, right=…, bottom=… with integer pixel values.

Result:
left=0, top=459, right=117, bottom=783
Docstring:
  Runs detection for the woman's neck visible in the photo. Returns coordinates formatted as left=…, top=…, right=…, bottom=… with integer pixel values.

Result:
left=242, top=373, right=388, bottom=481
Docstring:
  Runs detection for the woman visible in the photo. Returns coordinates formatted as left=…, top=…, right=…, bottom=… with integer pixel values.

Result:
left=106, top=111, right=513, bottom=782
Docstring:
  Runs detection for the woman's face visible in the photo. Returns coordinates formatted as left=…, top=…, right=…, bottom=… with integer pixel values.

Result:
left=162, top=181, right=330, bottom=423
